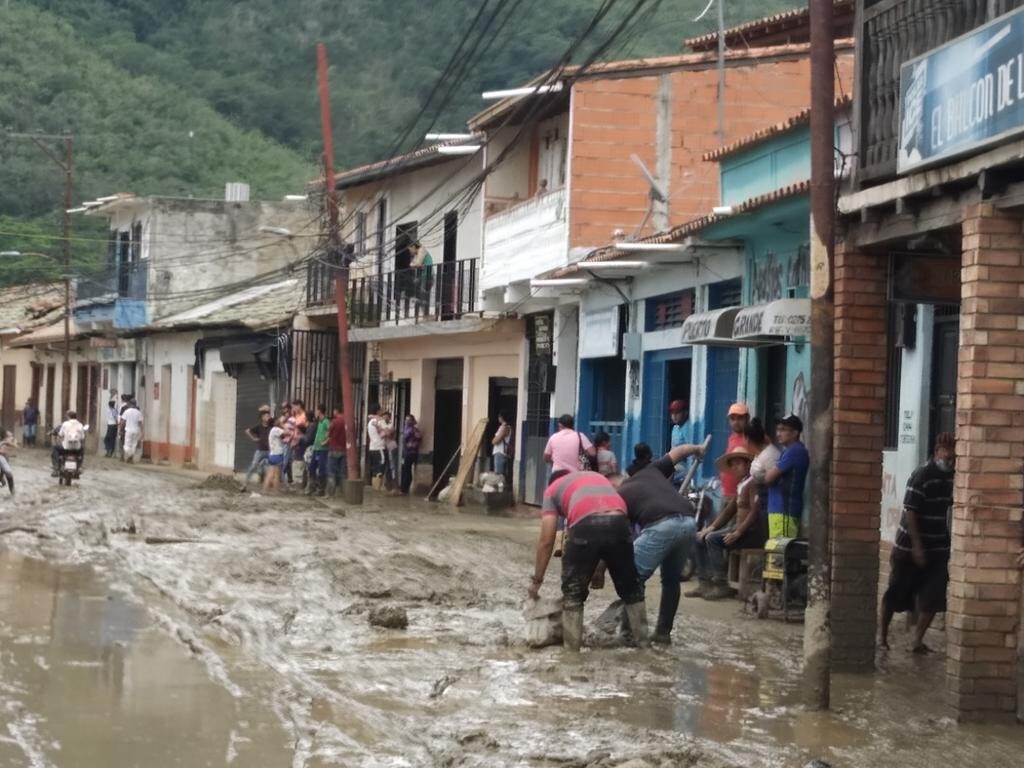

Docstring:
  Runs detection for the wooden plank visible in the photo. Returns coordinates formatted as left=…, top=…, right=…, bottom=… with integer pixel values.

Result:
left=448, top=417, right=489, bottom=508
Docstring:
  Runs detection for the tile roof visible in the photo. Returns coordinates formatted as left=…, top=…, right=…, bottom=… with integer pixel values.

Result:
left=150, top=278, right=305, bottom=332
left=468, top=40, right=851, bottom=131
left=0, top=283, right=66, bottom=336
left=555, top=179, right=811, bottom=276
left=334, top=137, right=481, bottom=190
left=7, top=317, right=85, bottom=347
left=684, top=0, right=854, bottom=52
left=702, top=95, right=853, bottom=162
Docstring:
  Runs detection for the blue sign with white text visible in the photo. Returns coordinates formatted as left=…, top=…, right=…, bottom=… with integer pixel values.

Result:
left=899, top=6, right=1024, bottom=173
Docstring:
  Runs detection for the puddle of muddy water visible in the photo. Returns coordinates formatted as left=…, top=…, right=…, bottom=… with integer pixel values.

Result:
left=0, top=547, right=292, bottom=767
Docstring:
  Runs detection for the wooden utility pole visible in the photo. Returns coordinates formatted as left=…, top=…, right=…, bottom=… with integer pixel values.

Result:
left=317, top=43, right=363, bottom=503
left=803, top=0, right=835, bottom=710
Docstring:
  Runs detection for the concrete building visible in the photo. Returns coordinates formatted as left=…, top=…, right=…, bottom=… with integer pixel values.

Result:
left=0, top=283, right=65, bottom=434
left=63, top=187, right=315, bottom=444
left=837, top=0, right=1024, bottom=719
left=470, top=19, right=854, bottom=502
left=305, top=140, right=524, bottom=495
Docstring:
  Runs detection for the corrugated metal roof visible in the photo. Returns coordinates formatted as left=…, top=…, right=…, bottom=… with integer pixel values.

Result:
left=335, top=138, right=481, bottom=190
left=684, top=0, right=854, bottom=51
left=149, top=277, right=304, bottom=332
left=702, top=95, right=852, bottom=162
left=0, top=283, right=66, bottom=337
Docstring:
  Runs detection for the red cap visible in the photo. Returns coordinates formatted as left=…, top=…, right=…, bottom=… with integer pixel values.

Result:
left=669, top=400, right=687, bottom=414
left=727, top=402, right=750, bottom=417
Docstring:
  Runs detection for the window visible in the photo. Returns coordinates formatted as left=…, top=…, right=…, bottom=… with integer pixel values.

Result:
left=355, top=211, right=368, bottom=260
left=645, top=289, right=695, bottom=332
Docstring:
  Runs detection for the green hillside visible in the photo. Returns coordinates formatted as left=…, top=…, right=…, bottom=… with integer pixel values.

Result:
left=1, top=0, right=792, bottom=286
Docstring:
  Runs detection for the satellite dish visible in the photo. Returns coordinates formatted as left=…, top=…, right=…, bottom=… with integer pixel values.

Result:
left=631, top=154, right=668, bottom=203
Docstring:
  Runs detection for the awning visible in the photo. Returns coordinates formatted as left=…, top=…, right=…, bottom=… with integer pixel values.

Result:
left=680, top=307, right=741, bottom=345
left=218, top=339, right=278, bottom=364
left=733, top=298, right=811, bottom=341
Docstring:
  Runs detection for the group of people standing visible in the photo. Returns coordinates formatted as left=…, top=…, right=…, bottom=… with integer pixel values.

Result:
left=102, top=394, right=144, bottom=462
left=242, top=400, right=348, bottom=496
left=530, top=401, right=810, bottom=649
left=366, top=405, right=421, bottom=495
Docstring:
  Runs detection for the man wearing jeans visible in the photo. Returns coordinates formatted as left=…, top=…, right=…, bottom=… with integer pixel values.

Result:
left=326, top=406, right=347, bottom=497
left=617, top=440, right=706, bottom=644
left=527, top=470, right=648, bottom=651
left=243, top=407, right=272, bottom=489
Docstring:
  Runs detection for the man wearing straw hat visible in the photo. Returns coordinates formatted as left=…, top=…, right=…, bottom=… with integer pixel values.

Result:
left=692, top=444, right=766, bottom=600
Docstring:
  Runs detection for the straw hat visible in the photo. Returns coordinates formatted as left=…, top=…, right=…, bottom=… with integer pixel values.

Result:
left=715, top=445, right=755, bottom=472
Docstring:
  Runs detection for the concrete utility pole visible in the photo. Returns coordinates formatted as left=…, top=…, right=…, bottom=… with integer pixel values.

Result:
left=317, top=42, right=363, bottom=504
left=804, top=0, right=835, bottom=710
left=62, top=133, right=72, bottom=417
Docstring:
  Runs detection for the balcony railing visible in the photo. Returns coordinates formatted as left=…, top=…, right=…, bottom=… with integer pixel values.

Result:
left=857, top=0, right=1024, bottom=184
left=76, top=262, right=147, bottom=303
left=316, top=259, right=479, bottom=328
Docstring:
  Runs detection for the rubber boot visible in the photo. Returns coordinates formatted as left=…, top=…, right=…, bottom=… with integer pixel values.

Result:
left=685, top=579, right=711, bottom=598
left=325, top=479, right=337, bottom=498
left=562, top=607, right=584, bottom=652
left=623, top=602, right=649, bottom=647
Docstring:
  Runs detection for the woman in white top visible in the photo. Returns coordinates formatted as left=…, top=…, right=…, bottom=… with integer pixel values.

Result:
left=746, top=417, right=780, bottom=522
left=491, top=411, right=512, bottom=477
left=263, top=417, right=286, bottom=495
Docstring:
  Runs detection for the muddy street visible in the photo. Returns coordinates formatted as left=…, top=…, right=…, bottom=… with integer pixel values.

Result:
left=0, top=453, right=1021, bottom=767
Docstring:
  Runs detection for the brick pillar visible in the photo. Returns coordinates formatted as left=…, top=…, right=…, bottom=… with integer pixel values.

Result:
left=830, top=239, right=887, bottom=670
left=947, top=203, right=1024, bottom=721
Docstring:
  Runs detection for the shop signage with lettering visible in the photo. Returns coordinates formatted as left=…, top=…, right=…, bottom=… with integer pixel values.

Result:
left=900, top=6, right=1024, bottom=173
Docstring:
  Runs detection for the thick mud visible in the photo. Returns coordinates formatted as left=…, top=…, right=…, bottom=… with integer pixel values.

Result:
left=0, top=452, right=1021, bottom=767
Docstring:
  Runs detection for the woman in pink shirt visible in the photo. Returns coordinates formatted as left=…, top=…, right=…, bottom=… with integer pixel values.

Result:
left=543, top=414, right=596, bottom=476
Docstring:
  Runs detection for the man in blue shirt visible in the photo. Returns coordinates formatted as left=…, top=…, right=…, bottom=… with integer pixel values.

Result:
left=764, top=414, right=809, bottom=538
left=668, top=400, right=694, bottom=488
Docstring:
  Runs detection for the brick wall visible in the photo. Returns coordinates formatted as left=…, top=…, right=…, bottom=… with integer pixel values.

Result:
left=830, top=239, right=887, bottom=670
left=567, top=52, right=856, bottom=248
left=947, top=203, right=1024, bottom=721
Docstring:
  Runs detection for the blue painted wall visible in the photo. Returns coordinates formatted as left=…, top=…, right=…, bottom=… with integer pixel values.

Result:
left=720, top=127, right=810, bottom=206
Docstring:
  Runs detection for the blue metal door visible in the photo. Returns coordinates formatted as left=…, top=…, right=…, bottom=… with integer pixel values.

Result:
left=704, top=347, right=740, bottom=480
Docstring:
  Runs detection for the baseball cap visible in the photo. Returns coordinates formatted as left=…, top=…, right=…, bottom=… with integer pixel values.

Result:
left=669, top=399, right=687, bottom=414
left=777, top=414, right=803, bottom=433
left=727, top=402, right=750, bottom=417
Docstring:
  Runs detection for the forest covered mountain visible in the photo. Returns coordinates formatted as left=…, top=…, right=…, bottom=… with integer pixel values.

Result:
left=0, top=0, right=791, bottom=284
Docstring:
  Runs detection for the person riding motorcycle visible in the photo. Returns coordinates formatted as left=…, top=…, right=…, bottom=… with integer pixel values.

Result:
left=52, top=410, right=86, bottom=477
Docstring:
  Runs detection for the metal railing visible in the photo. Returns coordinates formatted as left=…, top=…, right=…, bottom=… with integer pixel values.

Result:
left=76, top=262, right=147, bottom=303
left=347, top=258, right=479, bottom=327
left=857, top=0, right=1023, bottom=184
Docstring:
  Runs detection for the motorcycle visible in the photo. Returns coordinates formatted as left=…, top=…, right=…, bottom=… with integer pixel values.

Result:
left=54, top=425, right=89, bottom=487
left=676, top=435, right=718, bottom=582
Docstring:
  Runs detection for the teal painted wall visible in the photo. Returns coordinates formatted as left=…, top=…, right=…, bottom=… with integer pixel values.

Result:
left=720, top=126, right=811, bottom=206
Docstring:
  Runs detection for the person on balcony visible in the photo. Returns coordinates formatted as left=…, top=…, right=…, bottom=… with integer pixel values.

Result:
left=409, top=241, right=434, bottom=310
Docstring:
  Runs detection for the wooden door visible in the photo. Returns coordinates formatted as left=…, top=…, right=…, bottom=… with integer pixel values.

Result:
left=1, top=365, right=16, bottom=430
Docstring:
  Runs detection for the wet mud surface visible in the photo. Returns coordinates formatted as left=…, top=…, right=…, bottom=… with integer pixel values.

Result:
left=0, top=452, right=1022, bottom=766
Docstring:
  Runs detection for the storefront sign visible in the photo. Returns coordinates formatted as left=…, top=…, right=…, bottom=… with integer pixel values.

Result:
left=733, top=299, right=810, bottom=340
left=899, top=6, right=1024, bottom=173
left=579, top=306, right=619, bottom=358
left=890, top=254, right=960, bottom=303
left=679, top=307, right=740, bottom=346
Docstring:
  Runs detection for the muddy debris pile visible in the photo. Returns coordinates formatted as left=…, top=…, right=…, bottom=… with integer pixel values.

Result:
left=368, top=605, right=409, bottom=629
left=195, top=474, right=243, bottom=493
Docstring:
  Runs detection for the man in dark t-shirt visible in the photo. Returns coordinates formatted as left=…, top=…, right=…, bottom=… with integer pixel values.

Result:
left=617, top=440, right=705, bottom=644
left=880, top=432, right=955, bottom=654
left=242, top=406, right=272, bottom=489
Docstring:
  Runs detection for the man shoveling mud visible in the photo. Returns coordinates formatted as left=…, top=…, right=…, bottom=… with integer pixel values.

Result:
left=527, top=469, right=647, bottom=651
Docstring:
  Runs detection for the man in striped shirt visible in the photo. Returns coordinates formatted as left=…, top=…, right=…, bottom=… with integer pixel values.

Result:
left=527, top=469, right=647, bottom=651
left=880, top=432, right=955, bottom=654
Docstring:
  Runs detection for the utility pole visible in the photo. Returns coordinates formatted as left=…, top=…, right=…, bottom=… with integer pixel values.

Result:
left=804, top=0, right=834, bottom=710
left=62, top=132, right=73, bottom=417
left=317, top=43, right=363, bottom=504
left=716, top=0, right=727, bottom=139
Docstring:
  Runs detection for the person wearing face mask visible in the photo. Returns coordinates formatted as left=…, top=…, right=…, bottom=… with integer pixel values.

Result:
left=879, top=432, right=956, bottom=654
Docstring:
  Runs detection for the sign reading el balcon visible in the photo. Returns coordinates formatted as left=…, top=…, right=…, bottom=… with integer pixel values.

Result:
left=899, top=6, right=1024, bottom=174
